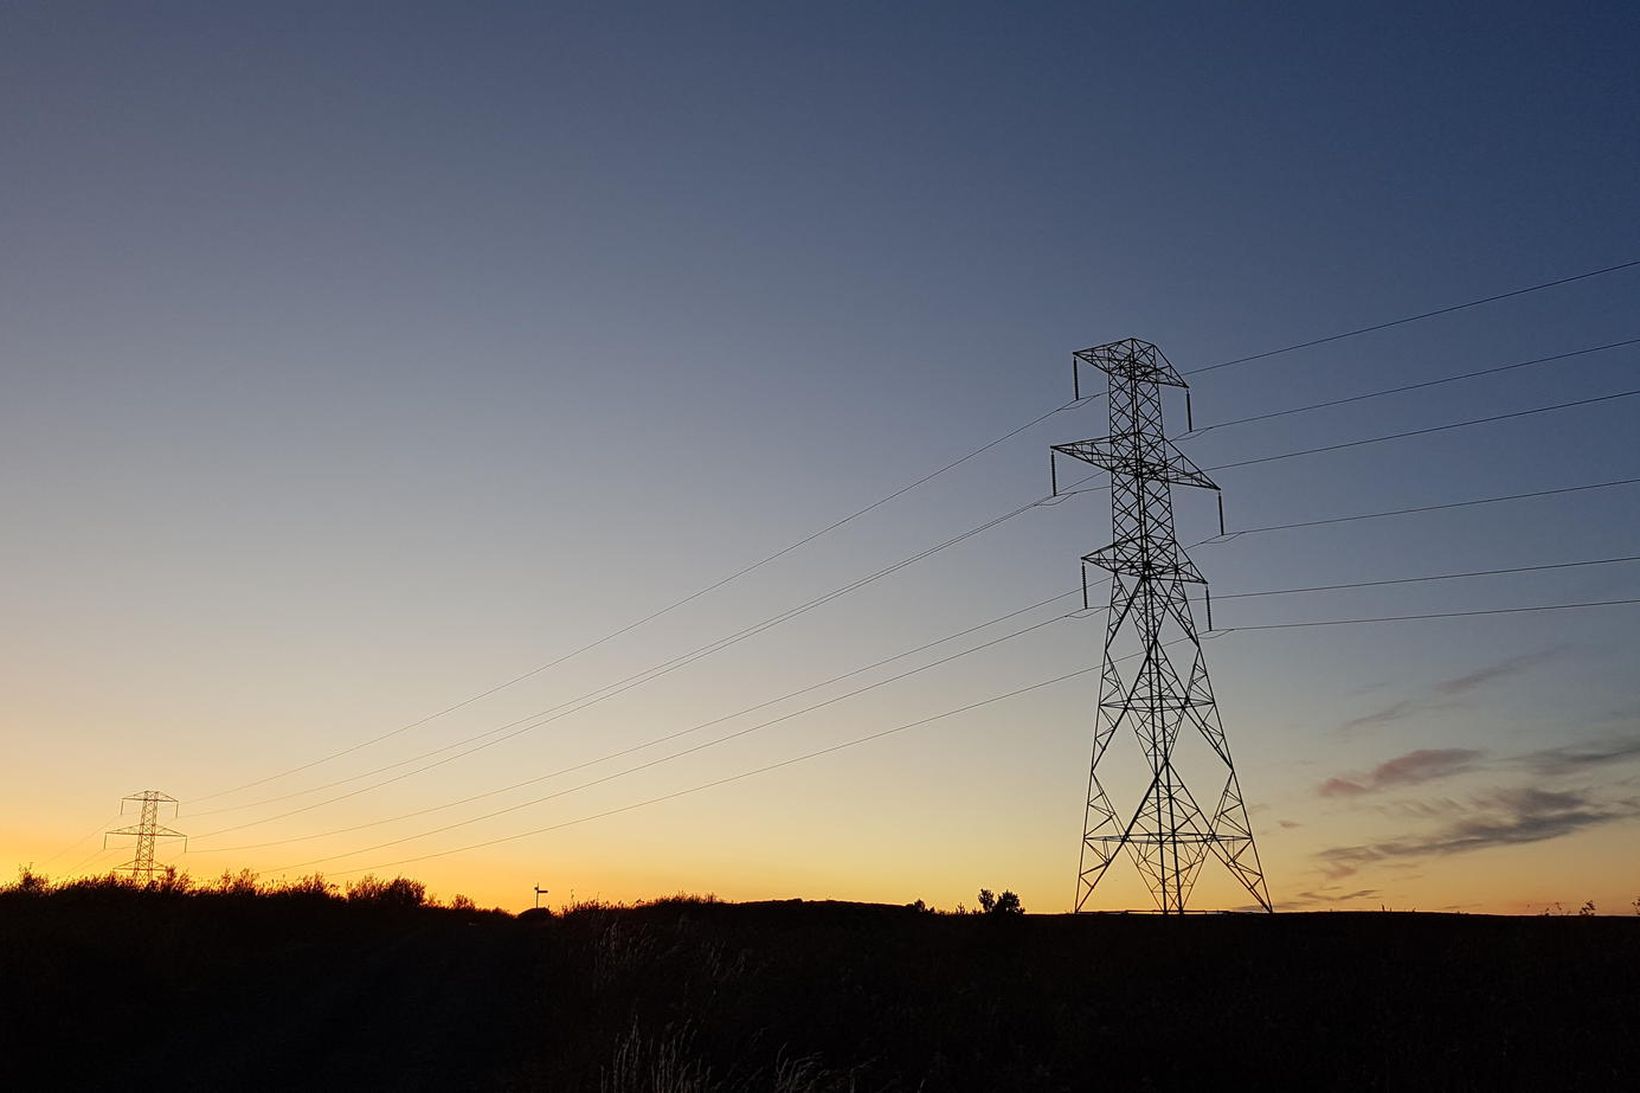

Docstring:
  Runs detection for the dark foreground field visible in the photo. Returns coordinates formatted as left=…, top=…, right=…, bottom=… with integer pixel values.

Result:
left=2, top=887, right=1637, bottom=1090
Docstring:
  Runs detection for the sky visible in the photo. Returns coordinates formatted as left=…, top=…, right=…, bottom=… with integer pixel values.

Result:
left=2, top=1, right=1638, bottom=914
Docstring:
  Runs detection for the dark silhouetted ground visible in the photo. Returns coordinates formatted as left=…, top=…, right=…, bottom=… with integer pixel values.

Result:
left=2, top=883, right=1637, bottom=1090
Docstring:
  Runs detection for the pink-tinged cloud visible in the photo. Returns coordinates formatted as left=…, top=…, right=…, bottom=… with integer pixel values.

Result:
left=1318, top=748, right=1484, bottom=797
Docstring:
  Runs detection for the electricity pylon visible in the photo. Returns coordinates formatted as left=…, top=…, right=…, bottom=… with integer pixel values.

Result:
left=1051, top=338, right=1270, bottom=913
left=104, top=791, right=186, bottom=882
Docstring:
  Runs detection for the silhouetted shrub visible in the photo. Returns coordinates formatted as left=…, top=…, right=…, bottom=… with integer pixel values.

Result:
left=56, top=872, right=129, bottom=892
left=976, top=888, right=1023, bottom=916
left=9, top=866, right=50, bottom=895
left=215, top=868, right=262, bottom=896
left=346, top=874, right=427, bottom=908
left=153, top=866, right=194, bottom=895
left=640, top=891, right=720, bottom=909
left=269, top=873, right=338, bottom=901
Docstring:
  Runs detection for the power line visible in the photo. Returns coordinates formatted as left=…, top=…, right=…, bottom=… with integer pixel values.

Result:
left=310, top=590, right=1640, bottom=876
left=187, top=492, right=1055, bottom=821
left=188, top=398, right=1087, bottom=805
left=185, top=264, right=1640, bottom=810
left=209, top=550, right=1637, bottom=861
left=1217, top=554, right=1640, bottom=600
left=201, top=387, right=1626, bottom=830
left=238, top=611, right=1082, bottom=866
left=36, top=814, right=123, bottom=870
left=1185, top=337, right=1640, bottom=437
left=1184, top=258, right=1640, bottom=377
left=197, top=405, right=1636, bottom=828
left=192, top=590, right=1083, bottom=846
left=1212, top=475, right=1640, bottom=540
left=311, top=663, right=1106, bottom=878
left=60, top=843, right=118, bottom=879
left=1214, top=597, right=1640, bottom=633
left=1208, top=386, right=1640, bottom=474
left=317, top=591, right=1640, bottom=879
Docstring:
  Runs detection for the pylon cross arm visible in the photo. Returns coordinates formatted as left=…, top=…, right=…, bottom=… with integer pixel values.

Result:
left=1052, top=438, right=1217, bottom=491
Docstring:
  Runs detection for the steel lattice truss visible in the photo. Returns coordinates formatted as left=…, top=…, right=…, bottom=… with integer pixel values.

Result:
left=1052, top=339, right=1270, bottom=913
left=104, top=790, right=185, bottom=882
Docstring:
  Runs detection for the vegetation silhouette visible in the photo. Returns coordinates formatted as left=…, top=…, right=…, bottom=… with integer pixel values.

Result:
left=976, top=888, right=1024, bottom=915
left=3, top=867, right=1638, bottom=1090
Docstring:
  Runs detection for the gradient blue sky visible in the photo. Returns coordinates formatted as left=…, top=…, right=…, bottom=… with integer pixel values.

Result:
left=3, top=2, right=1638, bottom=912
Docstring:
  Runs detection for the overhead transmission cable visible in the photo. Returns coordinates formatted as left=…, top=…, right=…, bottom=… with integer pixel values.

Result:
left=218, top=552, right=1638, bottom=862
left=1183, top=257, right=1640, bottom=377
left=307, top=662, right=1108, bottom=877
left=191, top=588, right=1083, bottom=844
left=1214, top=597, right=1640, bottom=634
left=1211, top=476, right=1640, bottom=541
left=1184, top=337, right=1640, bottom=437
left=1216, top=554, right=1640, bottom=601
left=188, top=255, right=1640, bottom=807
left=36, top=814, right=123, bottom=871
left=1048, top=386, right=1640, bottom=501
left=1207, top=387, right=1640, bottom=474
left=234, top=543, right=1640, bottom=849
left=187, top=399, right=1088, bottom=804
left=1041, top=389, right=1640, bottom=498
left=60, top=842, right=118, bottom=879
left=222, top=609, right=1085, bottom=863
left=186, top=493, right=1053, bottom=821
left=196, top=385, right=1640, bottom=829
left=313, top=589, right=1640, bottom=879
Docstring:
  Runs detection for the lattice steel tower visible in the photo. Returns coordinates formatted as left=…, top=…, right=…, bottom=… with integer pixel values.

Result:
left=104, top=790, right=186, bottom=882
left=1051, top=339, right=1270, bottom=913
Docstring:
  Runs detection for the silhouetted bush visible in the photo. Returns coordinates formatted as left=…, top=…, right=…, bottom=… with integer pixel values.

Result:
left=215, top=868, right=262, bottom=896
left=976, top=888, right=1024, bottom=915
left=9, top=866, right=50, bottom=895
left=153, top=866, right=194, bottom=894
left=268, top=873, right=338, bottom=901
left=345, top=874, right=427, bottom=908
left=640, top=891, right=720, bottom=909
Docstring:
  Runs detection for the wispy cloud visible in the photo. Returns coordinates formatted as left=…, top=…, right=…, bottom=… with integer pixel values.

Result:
left=1318, top=748, right=1484, bottom=797
left=1338, top=699, right=1420, bottom=734
left=1517, top=734, right=1640, bottom=777
left=1336, top=648, right=1562, bottom=734
left=1286, top=887, right=1380, bottom=907
left=1432, top=649, right=1563, bottom=697
left=1313, top=785, right=1639, bottom=876
left=1398, top=787, right=1625, bottom=856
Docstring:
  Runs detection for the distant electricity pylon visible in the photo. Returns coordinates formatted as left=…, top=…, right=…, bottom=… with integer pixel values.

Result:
left=104, top=791, right=186, bottom=882
left=1051, top=339, right=1271, bottom=913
